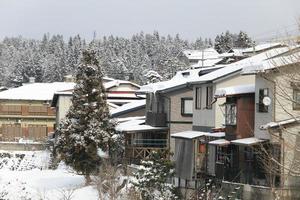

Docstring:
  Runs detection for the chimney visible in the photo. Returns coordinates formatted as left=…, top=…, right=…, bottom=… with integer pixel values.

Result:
left=29, top=77, right=35, bottom=83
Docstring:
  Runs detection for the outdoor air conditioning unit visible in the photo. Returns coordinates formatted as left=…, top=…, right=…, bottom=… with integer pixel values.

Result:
left=16, top=119, right=21, bottom=124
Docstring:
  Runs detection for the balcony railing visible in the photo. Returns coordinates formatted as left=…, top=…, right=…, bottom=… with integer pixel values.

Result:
left=125, top=146, right=168, bottom=163
left=146, top=112, right=167, bottom=127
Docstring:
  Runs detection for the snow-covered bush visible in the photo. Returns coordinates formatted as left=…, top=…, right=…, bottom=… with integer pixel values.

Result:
left=131, top=151, right=179, bottom=200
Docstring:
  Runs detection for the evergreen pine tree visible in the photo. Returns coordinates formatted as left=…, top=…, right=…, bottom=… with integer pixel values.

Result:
left=235, top=31, right=252, bottom=48
left=132, top=151, right=179, bottom=200
left=55, top=50, right=116, bottom=184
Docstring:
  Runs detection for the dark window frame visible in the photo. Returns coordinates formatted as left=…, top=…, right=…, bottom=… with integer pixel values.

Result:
left=206, top=86, right=213, bottom=109
left=195, top=87, right=202, bottom=109
left=181, top=97, right=193, bottom=116
left=225, top=103, right=237, bottom=125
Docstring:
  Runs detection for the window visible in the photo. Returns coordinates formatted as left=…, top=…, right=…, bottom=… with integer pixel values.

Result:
left=181, top=98, right=193, bottom=116
left=225, top=104, right=237, bottom=125
left=293, top=88, right=300, bottom=110
left=206, top=86, right=213, bottom=109
left=258, top=88, right=269, bottom=112
left=195, top=87, right=202, bottom=109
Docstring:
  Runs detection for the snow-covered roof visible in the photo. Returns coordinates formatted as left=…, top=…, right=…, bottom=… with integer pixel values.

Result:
left=103, top=76, right=115, bottom=82
left=115, top=118, right=168, bottom=132
left=215, top=84, right=255, bottom=97
left=171, top=131, right=207, bottom=139
left=111, top=99, right=146, bottom=117
left=0, top=82, right=76, bottom=101
left=242, top=42, right=284, bottom=53
left=242, top=49, right=300, bottom=74
left=231, top=137, right=265, bottom=145
left=208, top=139, right=230, bottom=146
left=183, top=48, right=219, bottom=60
left=188, top=46, right=290, bottom=84
left=171, top=131, right=225, bottom=139
left=191, top=58, right=223, bottom=68
left=107, top=102, right=119, bottom=110
left=260, top=116, right=300, bottom=130
left=138, top=66, right=223, bottom=94
left=104, top=80, right=140, bottom=89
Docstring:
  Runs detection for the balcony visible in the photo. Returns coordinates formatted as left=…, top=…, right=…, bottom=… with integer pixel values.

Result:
left=146, top=112, right=167, bottom=127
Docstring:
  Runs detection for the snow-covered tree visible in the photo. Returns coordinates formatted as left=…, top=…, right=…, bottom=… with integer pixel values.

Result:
left=55, top=50, right=116, bottom=184
left=131, top=151, right=179, bottom=200
left=235, top=31, right=252, bottom=48
left=144, top=70, right=163, bottom=84
left=215, top=30, right=253, bottom=53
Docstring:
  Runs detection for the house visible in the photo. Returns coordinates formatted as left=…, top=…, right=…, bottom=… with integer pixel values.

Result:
left=117, top=67, right=223, bottom=163
left=241, top=47, right=300, bottom=197
left=0, top=82, right=75, bottom=142
left=51, top=78, right=143, bottom=126
left=181, top=48, right=222, bottom=68
left=170, top=45, right=292, bottom=189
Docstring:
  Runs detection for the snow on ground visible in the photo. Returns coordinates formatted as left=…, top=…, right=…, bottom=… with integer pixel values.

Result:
left=0, top=150, right=98, bottom=200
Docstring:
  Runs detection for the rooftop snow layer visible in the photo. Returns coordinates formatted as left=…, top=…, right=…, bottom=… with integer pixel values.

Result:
left=188, top=46, right=290, bottom=84
left=171, top=131, right=225, bottom=139
left=115, top=118, right=168, bottom=132
left=0, top=82, right=76, bottom=101
left=242, top=42, right=283, bottom=53
left=215, top=84, right=255, bottom=97
left=104, top=80, right=140, bottom=89
left=138, top=66, right=223, bottom=93
left=183, top=48, right=219, bottom=60
left=111, top=99, right=146, bottom=117
left=242, top=50, right=300, bottom=74
left=230, top=137, right=265, bottom=145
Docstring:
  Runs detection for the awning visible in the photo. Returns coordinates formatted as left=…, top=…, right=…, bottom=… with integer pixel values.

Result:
left=171, top=131, right=225, bottom=139
left=171, top=131, right=207, bottom=139
left=205, top=132, right=225, bottom=138
left=208, top=139, right=230, bottom=146
left=230, top=137, right=265, bottom=146
left=214, top=84, right=255, bottom=98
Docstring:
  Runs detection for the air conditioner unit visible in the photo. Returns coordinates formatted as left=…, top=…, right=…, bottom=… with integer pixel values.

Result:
left=16, top=119, right=21, bottom=124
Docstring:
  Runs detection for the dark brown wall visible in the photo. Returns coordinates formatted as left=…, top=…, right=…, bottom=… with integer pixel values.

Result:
left=236, top=94, right=255, bottom=139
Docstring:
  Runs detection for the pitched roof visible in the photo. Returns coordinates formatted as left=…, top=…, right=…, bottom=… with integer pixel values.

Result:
left=0, top=82, right=75, bottom=101
left=104, top=80, right=140, bottom=89
left=138, top=66, right=223, bottom=94
left=188, top=46, right=290, bottom=84
left=242, top=48, right=300, bottom=74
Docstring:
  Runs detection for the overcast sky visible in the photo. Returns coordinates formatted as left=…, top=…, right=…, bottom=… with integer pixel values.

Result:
left=0, top=0, right=299, bottom=41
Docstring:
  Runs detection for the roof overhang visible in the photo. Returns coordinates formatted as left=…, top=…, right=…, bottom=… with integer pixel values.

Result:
left=230, top=137, right=265, bottom=146
left=260, top=117, right=300, bottom=130
left=172, top=131, right=225, bottom=140
left=214, top=84, right=255, bottom=98
left=208, top=139, right=230, bottom=146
